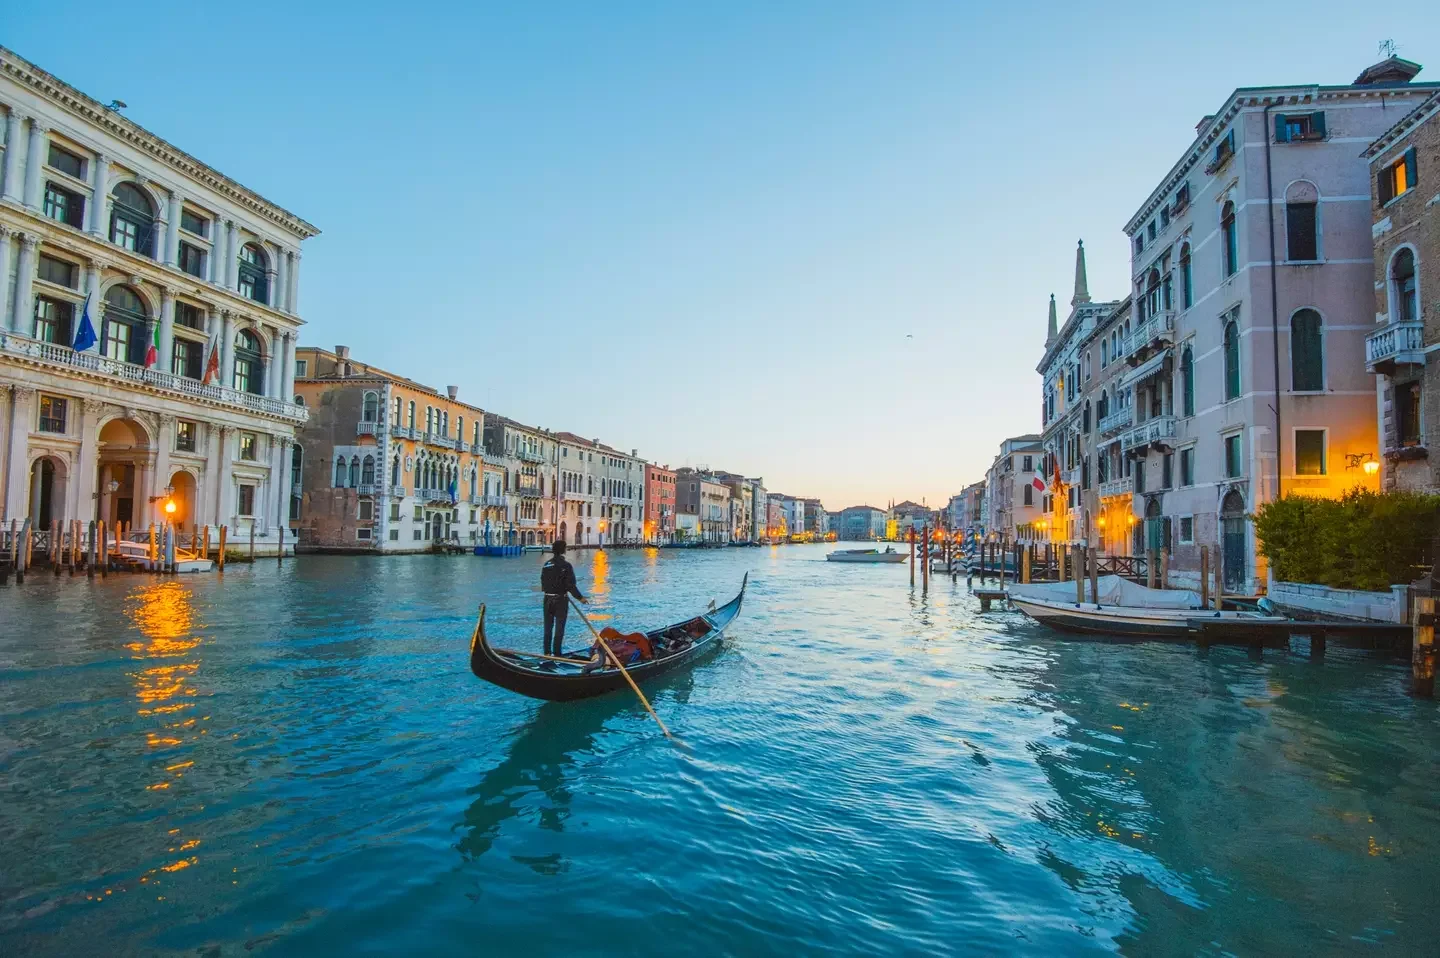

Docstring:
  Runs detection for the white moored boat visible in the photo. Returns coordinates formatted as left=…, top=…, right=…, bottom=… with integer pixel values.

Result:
left=1007, top=576, right=1288, bottom=638
left=826, top=547, right=907, bottom=564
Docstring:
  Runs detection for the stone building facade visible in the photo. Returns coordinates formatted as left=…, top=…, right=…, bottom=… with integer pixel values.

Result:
left=0, top=47, right=314, bottom=553
left=485, top=418, right=557, bottom=547
left=291, top=346, right=493, bottom=552
left=1364, top=90, right=1440, bottom=492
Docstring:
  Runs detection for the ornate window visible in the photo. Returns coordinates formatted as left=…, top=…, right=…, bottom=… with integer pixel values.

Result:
left=238, top=243, right=269, bottom=304
left=233, top=329, right=264, bottom=395
left=102, top=285, right=147, bottom=364
left=1179, top=244, right=1192, bottom=309
left=1181, top=345, right=1195, bottom=416
left=1392, top=249, right=1418, bottom=324
left=110, top=183, right=155, bottom=256
left=1221, top=201, right=1238, bottom=276
left=1223, top=318, right=1240, bottom=401
left=1290, top=309, right=1323, bottom=391
left=348, top=456, right=360, bottom=487
left=362, top=391, right=379, bottom=422
left=361, top=455, right=376, bottom=485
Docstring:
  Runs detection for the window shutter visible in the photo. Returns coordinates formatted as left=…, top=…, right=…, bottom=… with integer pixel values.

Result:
left=1378, top=167, right=1394, bottom=206
left=1311, top=111, right=1326, bottom=138
left=1405, top=147, right=1418, bottom=188
left=1274, top=114, right=1289, bottom=142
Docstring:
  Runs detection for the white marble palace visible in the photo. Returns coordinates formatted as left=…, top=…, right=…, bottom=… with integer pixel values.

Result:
left=0, top=47, right=317, bottom=551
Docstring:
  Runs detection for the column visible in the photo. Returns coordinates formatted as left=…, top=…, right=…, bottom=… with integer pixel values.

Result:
left=12, top=234, right=40, bottom=337
left=154, top=416, right=174, bottom=522
left=277, top=436, right=294, bottom=533
left=5, top=387, right=33, bottom=521
left=158, top=286, right=176, bottom=374
left=219, top=310, right=235, bottom=390
left=1, top=110, right=24, bottom=202
left=215, top=425, right=233, bottom=525
left=283, top=332, right=296, bottom=399
left=286, top=250, right=300, bottom=313
left=22, top=118, right=48, bottom=210
left=72, top=400, right=103, bottom=523
left=88, top=152, right=110, bottom=236
left=225, top=221, right=239, bottom=288
left=210, top=217, right=228, bottom=285
left=198, top=423, right=218, bottom=527
left=86, top=260, right=105, bottom=335
left=164, top=190, right=182, bottom=267
left=266, top=434, right=284, bottom=534
left=272, top=245, right=288, bottom=313
left=0, top=225, right=13, bottom=332
left=266, top=326, right=280, bottom=399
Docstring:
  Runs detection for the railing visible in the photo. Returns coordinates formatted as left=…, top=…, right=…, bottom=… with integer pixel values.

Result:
left=1, top=331, right=307, bottom=421
left=466, top=494, right=482, bottom=506
left=517, top=517, right=538, bottom=527
left=1365, top=320, right=1426, bottom=372
left=422, top=432, right=460, bottom=450
left=1097, top=406, right=1133, bottom=438
left=482, top=494, right=508, bottom=507
left=1099, top=476, right=1132, bottom=498
left=482, top=452, right=505, bottom=466
left=513, top=483, right=542, bottom=497
left=419, top=487, right=453, bottom=502
left=356, top=421, right=379, bottom=436
left=516, top=449, right=545, bottom=463
left=1125, top=415, right=1177, bottom=450
left=469, top=442, right=484, bottom=455
left=1121, top=310, right=1175, bottom=361
left=563, top=490, right=587, bottom=501
left=357, top=483, right=377, bottom=496
left=391, top=424, right=418, bottom=440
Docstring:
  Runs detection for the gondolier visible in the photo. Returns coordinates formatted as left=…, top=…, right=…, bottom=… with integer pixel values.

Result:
left=541, top=540, right=586, bottom=657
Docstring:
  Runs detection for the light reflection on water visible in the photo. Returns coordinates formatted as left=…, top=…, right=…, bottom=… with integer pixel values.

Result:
left=0, top=544, right=1438, bottom=955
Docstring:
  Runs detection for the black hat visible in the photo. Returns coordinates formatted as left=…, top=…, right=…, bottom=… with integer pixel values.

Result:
left=552, top=539, right=567, bottom=555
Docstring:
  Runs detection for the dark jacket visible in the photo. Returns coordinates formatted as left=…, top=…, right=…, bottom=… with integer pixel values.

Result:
left=541, top=555, right=585, bottom=600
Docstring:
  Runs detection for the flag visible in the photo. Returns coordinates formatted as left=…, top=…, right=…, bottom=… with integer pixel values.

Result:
left=143, top=317, right=160, bottom=368
left=201, top=331, right=220, bottom=384
left=72, top=292, right=98, bottom=352
left=1051, top=455, right=1063, bottom=492
left=1032, top=475, right=1045, bottom=492
left=448, top=476, right=458, bottom=504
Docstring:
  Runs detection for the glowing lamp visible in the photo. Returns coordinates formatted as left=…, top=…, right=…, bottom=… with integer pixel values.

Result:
left=164, top=499, right=177, bottom=515
left=1097, top=516, right=1106, bottom=529
left=1363, top=460, right=1379, bottom=476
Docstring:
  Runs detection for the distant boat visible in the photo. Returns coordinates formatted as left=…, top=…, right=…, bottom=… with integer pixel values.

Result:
left=1008, top=576, right=1287, bottom=638
left=826, top=547, right=907, bottom=564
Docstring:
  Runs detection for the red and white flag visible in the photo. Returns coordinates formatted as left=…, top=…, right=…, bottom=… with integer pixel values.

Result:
left=201, top=332, right=221, bottom=384
left=1032, top=475, right=1045, bottom=492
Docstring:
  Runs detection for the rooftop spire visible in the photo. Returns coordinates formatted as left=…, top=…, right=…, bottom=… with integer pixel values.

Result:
left=1072, top=239, right=1090, bottom=306
left=1046, top=294, right=1058, bottom=344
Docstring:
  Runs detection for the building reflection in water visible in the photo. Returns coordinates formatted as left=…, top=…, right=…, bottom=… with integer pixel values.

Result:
left=587, top=548, right=611, bottom=623
left=124, top=581, right=208, bottom=891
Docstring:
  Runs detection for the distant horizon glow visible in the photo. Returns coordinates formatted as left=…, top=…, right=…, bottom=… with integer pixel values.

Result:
left=5, top=4, right=1437, bottom=508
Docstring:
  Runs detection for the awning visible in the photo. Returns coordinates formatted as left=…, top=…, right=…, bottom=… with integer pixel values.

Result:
left=1120, top=351, right=1169, bottom=389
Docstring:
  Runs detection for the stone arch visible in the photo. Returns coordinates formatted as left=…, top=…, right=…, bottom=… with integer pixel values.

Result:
left=167, top=468, right=199, bottom=526
left=28, top=453, right=70, bottom=527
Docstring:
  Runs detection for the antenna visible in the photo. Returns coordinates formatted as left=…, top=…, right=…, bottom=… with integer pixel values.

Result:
left=1379, top=39, right=1397, bottom=59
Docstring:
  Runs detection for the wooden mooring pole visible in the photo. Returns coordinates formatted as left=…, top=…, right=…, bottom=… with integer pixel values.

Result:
left=909, top=528, right=915, bottom=588
left=1413, top=595, right=1436, bottom=698
left=1075, top=545, right=1085, bottom=604
left=921, top=525, right=930, bottom=592
left=86, top=521, right=96, bottom=578
left=1021, top=545, right=1031, bottom=584
left=278, top=525, right=285, bottom=563
left=201, top=525, right=210, bottom=562
left=98, top=520, right=107, bottom=577
left=218, top=525, right=228, bottom=572
left=249, top=522, right=255, bottom=561
left=21, top=518, right=33, bottom=583
left=1088, top=546, right=1099, bottom=604
left=1199, top=546, right=1210, bottom=607
left=1146, top=549, right=1157, bottom=589
left=1212, top=545, right=1222, bottom=610
left=1160, top=548, right=1170, bottom=590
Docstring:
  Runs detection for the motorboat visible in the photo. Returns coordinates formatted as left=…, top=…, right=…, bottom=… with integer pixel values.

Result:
left=1007, top=575, right=1288, bottom=638
left=826, top=547, right=907, bottom=564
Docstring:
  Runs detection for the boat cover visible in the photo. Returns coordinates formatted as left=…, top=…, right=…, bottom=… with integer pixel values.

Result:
left=1008, top=575, right=1203, bottom=610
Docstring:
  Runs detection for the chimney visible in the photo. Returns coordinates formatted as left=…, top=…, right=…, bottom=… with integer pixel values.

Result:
left=1195, top=115, right=1215, bottom=137
left=447, top=385, right=458, bottom=400
left=335, top=345, right=350, bottom=377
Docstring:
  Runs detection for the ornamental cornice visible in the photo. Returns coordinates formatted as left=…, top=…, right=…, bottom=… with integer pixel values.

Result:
left=0, top=46, right=320, bottom=240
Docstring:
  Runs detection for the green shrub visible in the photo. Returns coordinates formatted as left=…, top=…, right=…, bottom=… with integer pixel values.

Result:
left=1253, top=490, right=1440, bottom=591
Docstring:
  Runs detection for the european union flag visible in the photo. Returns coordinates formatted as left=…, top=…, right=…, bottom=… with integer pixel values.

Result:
left=72, top=292, right=98, bottom=352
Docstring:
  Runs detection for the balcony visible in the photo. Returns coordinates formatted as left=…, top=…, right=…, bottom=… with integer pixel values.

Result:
left=516, top=449, right=545, bottom=464
left=391, top=424, right=418, bottom=440
left=1099, top=476, right=1132, bottom=499
left=1, top=331, right=308, bottom=422
left=1122, top=310, right=1175, bottom=363
left=482, top=452, right=505, bottom=466
left=563, top=490, right=587, bottom=501
left=513, top=483, right=542, bottom=497
left=1365, top=320, right=1426, bottom=374
left=423, top=432, right=459, bottom=451
left=419, top=487, right=453, bottom=503
left=356, top=421, right=379, bottom=436
left=482, top=494, right=508, bottom=507
left=1097, top=406, right=1133, bottom=438
left=357, top=483, right=377, bottom=496
left=466, top=494, right=481, bottom=506
left=1125, top=415, right=1177, bottom=454
left=517, top=517, right=538, bottom=527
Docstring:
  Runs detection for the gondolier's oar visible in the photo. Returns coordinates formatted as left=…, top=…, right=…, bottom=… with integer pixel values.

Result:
left=570, top=598, right=673, bottom=741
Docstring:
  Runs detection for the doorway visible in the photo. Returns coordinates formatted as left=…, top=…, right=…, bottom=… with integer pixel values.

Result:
left=1221, top=490, right=1247, bottom=592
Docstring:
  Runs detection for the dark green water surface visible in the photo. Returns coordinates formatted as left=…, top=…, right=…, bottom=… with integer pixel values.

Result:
left=2, top=545, right=1438, bottom=955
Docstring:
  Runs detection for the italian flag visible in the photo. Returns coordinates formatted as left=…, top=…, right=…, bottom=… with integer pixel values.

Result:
left=144, top=321, right=159, bottom=368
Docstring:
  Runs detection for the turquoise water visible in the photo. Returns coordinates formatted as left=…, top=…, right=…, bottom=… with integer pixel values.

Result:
left=2, top=544, right=1439, bottom=955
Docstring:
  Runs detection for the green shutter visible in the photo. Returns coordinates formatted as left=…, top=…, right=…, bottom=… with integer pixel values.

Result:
left=1311, top=111, right=1326, bottom=138
left=1405, top=147, right=1418, bottom=188
left=1274, top=114, right=1289, bottom=142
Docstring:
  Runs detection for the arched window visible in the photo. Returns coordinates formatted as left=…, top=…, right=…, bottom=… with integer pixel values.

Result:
left=1082, top=400, right=1091, bottom=433
left=361, top=455, right=376, bottom=485
left=470, top=468, right=477, bottom=497
left=391, top=456, right=400, bottom=486
left=361, top=391, right=379, bottom=422
left=407, top=401, right=416, bottom=430
left=348, top=456, right=360, bottom=487
left=1181, top=345, right=1195, bottom=416
left=1221, top=201, right=1238, bottom=276
left=1097, top=390, right=1109, bottom=420
left=457, top=416, right=464, bottom=445
left=110, top=183, right=155, bottom=256
left=1145, top=268, right=1161, bottom=319
left=426, top=406, right=434, bottom=434
left=1179, top=244, right=1193, bottom=309
left=233, top=329, right=264, bottom=394
left=1392, top=249, right=1418, bottom=324
left=1224, top=319, right=1240, bottom=401
left=334, top=456, right=346, bottom=487
left=101, top=285, right=147, bottom=364
left=294, top=395, right=305, bottom=406
left=1291, top=309, right=1323, bottom=391
left=392, top=396, right=401, bottom=425
left=1100, top=340, right=1108, bottom=366
left=238, top=243, right=269, bottom=303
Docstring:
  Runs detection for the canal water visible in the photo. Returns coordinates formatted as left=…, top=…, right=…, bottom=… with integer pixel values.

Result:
left=2, top=544, right=1438, bottom=955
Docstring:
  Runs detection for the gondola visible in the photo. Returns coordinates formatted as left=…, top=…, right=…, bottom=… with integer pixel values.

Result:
left=468, top=574, right=747, bottom=702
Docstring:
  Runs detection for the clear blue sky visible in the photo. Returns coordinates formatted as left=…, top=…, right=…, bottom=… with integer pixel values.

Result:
left=8, top=4, right=1438, bottom=508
